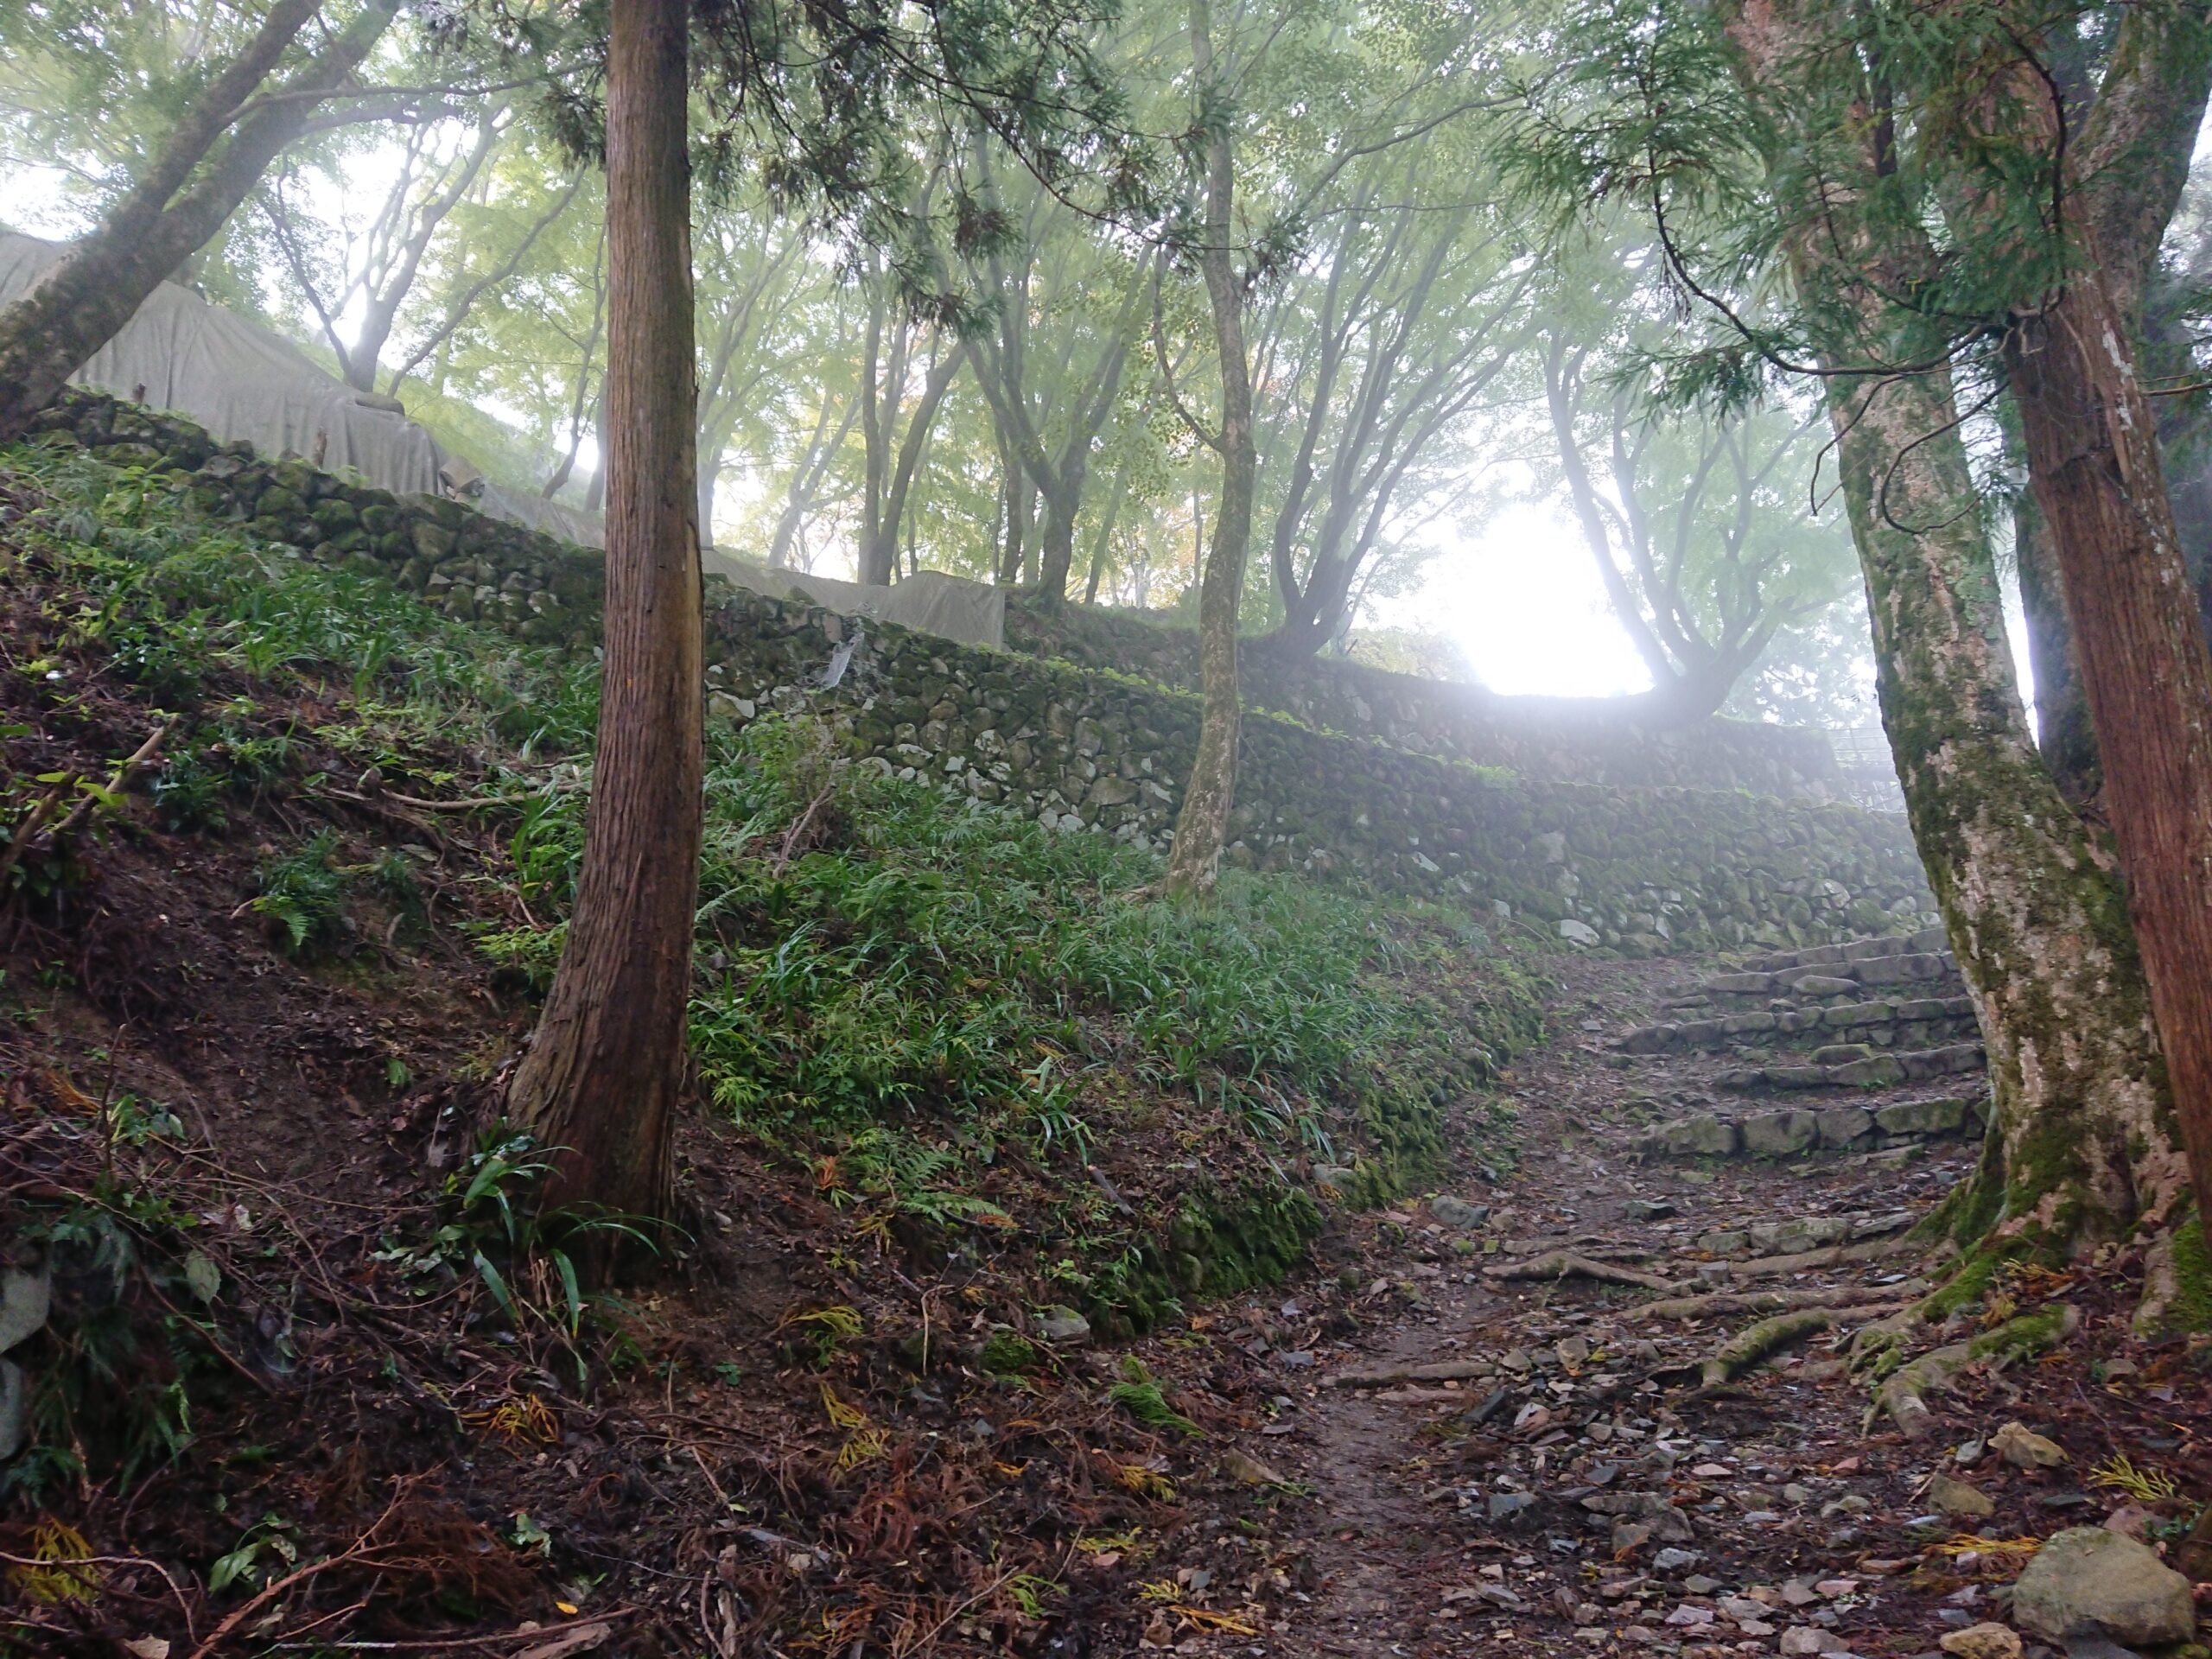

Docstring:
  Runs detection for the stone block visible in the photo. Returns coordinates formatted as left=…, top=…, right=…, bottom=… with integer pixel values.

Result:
left=1874, top=1096, right=1967, bottom=1137
left=1740, top=1110, right=1818, bottom=1155
left=1657, top=1115, right=1740, bottom=1157
left=1706, top=973, right=1774, bottom=995
left=1829, top=1055, right=1907, bottom=1087
left=1815, top=1105, right=1874, bottom=1147
left=1765, top=1065, right=1829, bottom=1090
left=1790, top=973, right=1859, bottom=996
left=1747, top=1215, right=1852, bottom=1254
left=1822, top=1000, right=1892, bottom=1027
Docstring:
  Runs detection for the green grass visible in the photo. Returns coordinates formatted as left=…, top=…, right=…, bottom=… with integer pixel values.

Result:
left=3, top=443, right=1544, bottom=1324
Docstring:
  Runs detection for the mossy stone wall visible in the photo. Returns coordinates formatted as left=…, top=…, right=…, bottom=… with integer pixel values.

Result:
left=706, top=586, right=1932, bottom=951
left=35, top=390, right=1934, bottom=953
left=1007, top=596, right=1850, bottom=799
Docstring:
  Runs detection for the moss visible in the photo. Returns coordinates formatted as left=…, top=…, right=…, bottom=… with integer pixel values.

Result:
left=979, top=1331, right=1043, bottom=1376
left=1918, top=1232, right=2039, bottom=1322
left=2166, top=1211, right=2212, bottom=1335
left=1967, top=1301, right=2074, bottom=1365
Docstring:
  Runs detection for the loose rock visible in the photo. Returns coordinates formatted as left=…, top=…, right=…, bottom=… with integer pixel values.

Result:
left=2010, top=1527, right=2196, bottom=1647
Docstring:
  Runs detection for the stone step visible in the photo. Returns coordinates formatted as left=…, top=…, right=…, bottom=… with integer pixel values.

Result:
left=1615, top=995, right=1978, bottom=1056
left=1693, top=950, right=1961, bottom=1004
left=1693, top=1208, right=1917, bottom=1255
left=1633, top=1093, right=1986, bottom=1159
left=1713, top=1040, right=1986, bottom=1094
left=1734, top=925, right=1950, bottom=974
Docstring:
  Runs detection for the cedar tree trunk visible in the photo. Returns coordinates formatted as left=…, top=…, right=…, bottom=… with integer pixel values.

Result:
left=507, top=0, right=702, bottom=1233
left=2005, top=274, right=2212, bottom=1243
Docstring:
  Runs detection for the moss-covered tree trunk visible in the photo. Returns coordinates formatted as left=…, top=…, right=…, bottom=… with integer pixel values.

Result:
left=1723, top=0, right=2183, bottom=1270
left=1825, top=370, right=2178, bottom=1251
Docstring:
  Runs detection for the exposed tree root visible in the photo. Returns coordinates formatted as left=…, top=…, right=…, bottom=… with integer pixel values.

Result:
left=1631, top=1280, right=1930, bottom=1324
left=1657, top=1302, right=1912, bottom=1393
left=1483, top=1251, right=1680, bottom=1292
left=1863, top=1303, right=2079, bottom=1439
left=1722, top=1233, right=1930, bottom=1280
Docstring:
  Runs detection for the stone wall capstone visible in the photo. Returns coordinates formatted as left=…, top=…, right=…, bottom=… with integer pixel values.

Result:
left=26, top=389, right=1936, bottom=954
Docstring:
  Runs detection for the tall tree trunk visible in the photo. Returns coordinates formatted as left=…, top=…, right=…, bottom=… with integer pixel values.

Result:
left=0, top=0, right=398, bottom=442
left=2005, top=272, right=2212, bottom=1240
left=507, top=0, right=701, bottom=1236
left=1830, top=368, right=2173, bottom=1257
left=997, top=470, right=1033, bottom=586
left=1724, top=0, right=2177, bottom=1265
left=1164, top=0, right=1254, bottom=901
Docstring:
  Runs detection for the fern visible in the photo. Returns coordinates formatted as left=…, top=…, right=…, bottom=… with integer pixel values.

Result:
left=1109, top=1357, right=1201, bottom=1437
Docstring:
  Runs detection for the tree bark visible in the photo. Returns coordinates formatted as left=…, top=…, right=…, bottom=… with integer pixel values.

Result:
left=0, top=0, right=398, bottom=442
left=2005, top=272, right=2212, bottom=1243
left=1724, top=0, right=2178, bottom=1258
left=1035, top=479, right=1084, bottom=602
left=1163, top=0, right=1254, bottom=901
left=507, top=0, right=702, bottom=1237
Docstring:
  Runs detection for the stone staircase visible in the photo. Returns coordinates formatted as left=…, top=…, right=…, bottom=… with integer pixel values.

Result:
left=1608, top=927, right=1992, bottom=1161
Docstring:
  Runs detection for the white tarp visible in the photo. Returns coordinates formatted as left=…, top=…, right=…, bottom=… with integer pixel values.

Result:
left=0, top=231, right=454, bottom=497
left=703, top=550, right=1006, bottom=650
left=2, top=230, right=1007, bottom=648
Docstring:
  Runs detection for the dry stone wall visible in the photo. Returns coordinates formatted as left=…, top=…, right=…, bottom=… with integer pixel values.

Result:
left=28, top=390, right=1936, bottom=955
left=1007, top=598, right=1849, bottom=799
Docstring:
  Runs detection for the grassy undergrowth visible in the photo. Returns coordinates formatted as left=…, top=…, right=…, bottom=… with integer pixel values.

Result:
left=3, top=445, right=1544, bottom=1329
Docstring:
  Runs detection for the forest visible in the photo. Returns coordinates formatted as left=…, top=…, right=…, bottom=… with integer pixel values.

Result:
left=3, top=0, right=2212, bottom=1656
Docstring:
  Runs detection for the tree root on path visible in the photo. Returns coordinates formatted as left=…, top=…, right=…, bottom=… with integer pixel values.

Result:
left=1721, top=1233, right=1931, bottom=1280
left=1655, top=1302, right=1914, bottom=1392
left=1631, top=1280, right=1931, bottom=1324
left=1483, top=1251, right=1680, bottom=1292
left=1864, top=1303, right=2079, bottom=1438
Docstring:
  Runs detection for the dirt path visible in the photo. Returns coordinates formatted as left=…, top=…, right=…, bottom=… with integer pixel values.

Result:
left=1154, top=941, right=2014, bottom=1659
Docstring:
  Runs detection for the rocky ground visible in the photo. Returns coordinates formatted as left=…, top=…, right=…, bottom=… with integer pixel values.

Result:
left=1127, top=946, right=2212, bottom=1659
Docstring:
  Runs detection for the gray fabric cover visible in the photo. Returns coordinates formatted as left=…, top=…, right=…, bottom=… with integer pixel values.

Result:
left=2, top=230, right=1007, bottom=648
left=703, top=550, right=1006, bottom=649
left=0, top=232, right=449, bottom=496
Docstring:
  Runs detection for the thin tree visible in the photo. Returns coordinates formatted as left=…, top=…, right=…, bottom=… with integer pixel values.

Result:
left=499, top=0, right=1141, bottom=1231
left=1158, top=0, right=1255, bottom=900
left=506, top=0, right=700, bottom=1229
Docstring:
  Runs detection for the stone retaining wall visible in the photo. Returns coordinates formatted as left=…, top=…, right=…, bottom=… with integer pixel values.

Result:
left=25, top=390, right=1938, bottom=954
left=1007, top=598, right=1850, bottom=800
left=707, top=588, right=1933, bottom=950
